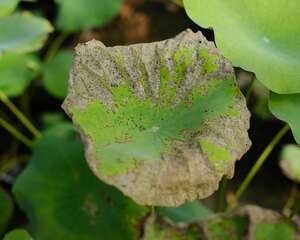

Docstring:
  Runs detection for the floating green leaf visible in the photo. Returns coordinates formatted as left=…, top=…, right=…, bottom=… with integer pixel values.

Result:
left=183, top=0, right=300, bottom=94
left=0, top=187, right=13, bottom=235
left=279, top=144, right=300, bottom=182
left=0, top=53, right=41, bottom=97
left=43, top=49, right=74, bottom=99
left=0, top=12, right=53, bottom=54
left=3, top=229, right=33, bottom=240
left=63, top=30, right=251, bottom=206
left=13, top=123, right=147, bottom=240
left=158, top=200, right=213, bottom=223
left=55, top=0, right=123, bottom=32
left=269, top=93, right=300, bottom=144
left=0, top=0, right=19, bottom=17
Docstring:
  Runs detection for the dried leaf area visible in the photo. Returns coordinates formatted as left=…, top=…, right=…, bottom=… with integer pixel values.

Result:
left=63, top=29, right=251, bottom=206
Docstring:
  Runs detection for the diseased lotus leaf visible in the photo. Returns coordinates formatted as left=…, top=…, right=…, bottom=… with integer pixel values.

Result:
left=279, top=144, right=300, bottom=182
left=63, top=29, right=251, bottom=206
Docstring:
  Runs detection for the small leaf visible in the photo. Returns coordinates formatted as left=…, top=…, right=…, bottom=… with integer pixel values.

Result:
left=158, top=200, right=213, bottom=223
left=55, top=0, right=123, bottom=32
left=63, top=30, right=251, bottom=206
left=279, top=144, right=300, bottom=182
left=13, top=123, right=148, bottom=240
left=183, top=0, right=300, bottom=94
left=0, top=53, right=41, bottom=97
left=269, top=92, right=300, bottom=144
left=4, top=229, right=33, bottom=240
left=0, top=12, right=53, bottom=54
left=43, top=49, right=74, bottom=99
left=0, top=187, right=13, bottom=235
left=0, top=0, right=19, bottom=17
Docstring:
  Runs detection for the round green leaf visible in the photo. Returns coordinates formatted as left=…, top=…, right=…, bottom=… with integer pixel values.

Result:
left=4, top=229, right=33, bottom=240
left=63, top=30, right=251, bottom=206
left=158, top=200, right=213, bottom=223
left=55, top=0, right=122, bottom=32
left=279, top=144, right=300, bottom=182
left=0, top=53, right=41, bottom=97
left=13, top=123, right=147, bottom=240
left=0, top=187, right=13, bottom=235
left=183, top=0, right=300, bottom=94
left=43, top=50, right=74, bottom=99
left=0, top=0, right=19, bottom=17
left=0, top=12, right=53, bottom=54
left=269, top=92, right=300, bottom=144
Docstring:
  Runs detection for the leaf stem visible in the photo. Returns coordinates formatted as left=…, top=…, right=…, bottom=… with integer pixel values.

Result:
left=282, top=184, right=298, bottom=217
left=235, top=124, right=290, bottom=200
left=0, top=117, right=33, bottom=148
left=0, top=91, right=41, bottom=139
left=216, top=178, right=228, bottom=211
left=44, top=32, right=69, bottom=64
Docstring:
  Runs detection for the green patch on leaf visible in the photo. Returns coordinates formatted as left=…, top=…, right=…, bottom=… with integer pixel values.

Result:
left=72, top=79, right=237, bottom=176
left=13, top=123, right=148, bottom=240
left=43, top=49, right=74, bottom=99
left=198, top=48, right=218, bottom=74
left=0, top=12, right=53, bottom=54
left=0, top=187, right=13, bottom=235
left=269, top=92, right=300, bottom=144
left=0, top=53, right=41, bottom=97
left=55, top=0, right=123, bottom=32
left=183, top=0, right=300, bottom=94
left=199, top=138, right=233, bottom=172
left=4, top=229, right=33, bottom=240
